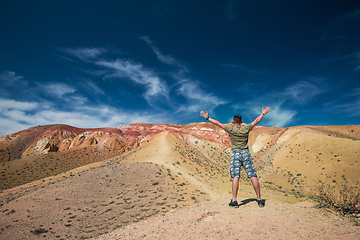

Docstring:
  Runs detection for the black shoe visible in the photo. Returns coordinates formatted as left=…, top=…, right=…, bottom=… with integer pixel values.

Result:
left=229, top=200, right=239, bottom=208
left=257, top=199, right=265, bottom=207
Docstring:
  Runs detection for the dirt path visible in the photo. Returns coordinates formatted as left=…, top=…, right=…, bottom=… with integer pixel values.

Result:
left=152, top=132, right=221, bottom=200
left=97, top=198, right=359, bottom=240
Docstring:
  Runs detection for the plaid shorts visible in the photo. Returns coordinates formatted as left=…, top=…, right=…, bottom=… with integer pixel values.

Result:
left=230, top=151, right=257, bottom=178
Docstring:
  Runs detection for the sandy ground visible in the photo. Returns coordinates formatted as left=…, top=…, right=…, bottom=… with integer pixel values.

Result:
left=97, top=198, right=359, bottom=240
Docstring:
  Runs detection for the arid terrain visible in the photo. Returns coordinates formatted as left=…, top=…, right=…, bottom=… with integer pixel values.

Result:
left=0, top=123, right=359, bottom=239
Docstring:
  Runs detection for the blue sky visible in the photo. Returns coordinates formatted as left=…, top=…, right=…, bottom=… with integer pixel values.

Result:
left=1, top=1, right=360, bottom=136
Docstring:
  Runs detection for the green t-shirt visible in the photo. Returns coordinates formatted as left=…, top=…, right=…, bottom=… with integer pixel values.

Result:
left=224, top=124, right=253, bottom=151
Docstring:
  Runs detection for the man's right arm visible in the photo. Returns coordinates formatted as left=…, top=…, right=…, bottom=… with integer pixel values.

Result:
left=251, top=107, right=271, bottom=127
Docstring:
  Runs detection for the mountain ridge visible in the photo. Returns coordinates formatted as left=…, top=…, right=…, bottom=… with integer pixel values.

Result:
left=1, top=122, right=359, bottom=198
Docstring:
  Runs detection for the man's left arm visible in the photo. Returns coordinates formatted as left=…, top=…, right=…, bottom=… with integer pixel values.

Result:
left=200, top=111, right=225, bottom=129
left=251, top=107, right=271, bottom=127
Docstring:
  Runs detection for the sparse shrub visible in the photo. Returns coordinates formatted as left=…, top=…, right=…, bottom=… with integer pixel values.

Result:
left=30, top=228, right=48, bottom=235
left=313, top=179, right=360, bottom=216
left=124, top=205, right=135, bottom=210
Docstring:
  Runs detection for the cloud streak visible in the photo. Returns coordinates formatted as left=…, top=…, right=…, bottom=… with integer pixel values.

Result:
left=61, top=46, right=171, bottom=106
left=61, top=43, right=228, bottom=114
left=176, top=80, right=229, bottom=113
left=282, top=81, right=325, bottom=105
left=141, top=36, right=181, bottom=67
left=140, top=36, right=228, bottom=114
left=234, top=80, right=326, bottom=127
left=265, top=105, right=297, bottom=127
left=326, top=88, right=360, bottom=116
left=0, top=99, right=38, bottom=111
left=60, top=47, right=106, bottom=62
left=41, top=83, right=76, bottom=97
left=96, top=58, right=169, bottom=104
left=0, top=71, right=27, bottom=87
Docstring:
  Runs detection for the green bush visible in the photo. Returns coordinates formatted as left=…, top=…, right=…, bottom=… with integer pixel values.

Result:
left=30, top=228, right=48, bottom=235
left=314, top=179, right=360, bottom=216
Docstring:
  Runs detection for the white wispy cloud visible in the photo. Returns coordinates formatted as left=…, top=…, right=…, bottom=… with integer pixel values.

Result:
left=96, top=58, right=169, bottom=104
left=41, top=82, right=76, bottom=97
left=79, top=79, right=105, bottom=95
left=60, top=47, right=106, bottom=62
left=176, top=80, right=229, bottom=113
left=283, top=81, right=325, bottom=105
left=35, top=108, right=148, bottom=128
left=61, top=46, right=171, bottom=106
left=141, top=36, right=181, bottom=66
left=326, top=88, right=360, bottom=116
left=233, top=80, right=326, bottom=127
left=0, top=99, right=45, bottom=136
left=233, top=99, right=296, bottom=127
left=61, top=43, right=228, bottom=115
left=264, top=105, right=297, bottom=127
left=140, top=36, right=227, bottom=113
left=0, top=71, right=27, bottom=87
left=0, top=98, right=38, bottom=111
left=0, top=117, right=32, bottom=137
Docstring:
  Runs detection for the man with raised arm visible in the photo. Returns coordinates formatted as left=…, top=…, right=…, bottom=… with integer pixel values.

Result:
left=200, top=107, right=270, bottom=208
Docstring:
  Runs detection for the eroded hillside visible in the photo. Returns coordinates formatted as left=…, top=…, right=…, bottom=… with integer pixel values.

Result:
left=0, top=123, right=228, bottom=190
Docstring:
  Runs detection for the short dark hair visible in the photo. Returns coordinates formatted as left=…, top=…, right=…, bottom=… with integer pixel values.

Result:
left=233, top=115, right=242, bottom=124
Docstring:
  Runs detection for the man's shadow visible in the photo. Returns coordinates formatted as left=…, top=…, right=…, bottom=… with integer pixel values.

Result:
left=238, top=198, right=266, bottom=206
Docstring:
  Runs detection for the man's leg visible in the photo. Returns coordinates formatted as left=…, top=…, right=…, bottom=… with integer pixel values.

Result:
left=249, top=176, right=261, bottom=199
left=232, top=177, right=240, bottom=200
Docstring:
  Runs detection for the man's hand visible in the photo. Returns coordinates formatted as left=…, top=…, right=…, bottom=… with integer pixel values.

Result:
left=200, top=111, right=225, bottom=129
left=251, top=106, right=271, bottom=127
left=262, top=106, right=271, bottom=115
left=200, top=111, right=209, bottom=119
